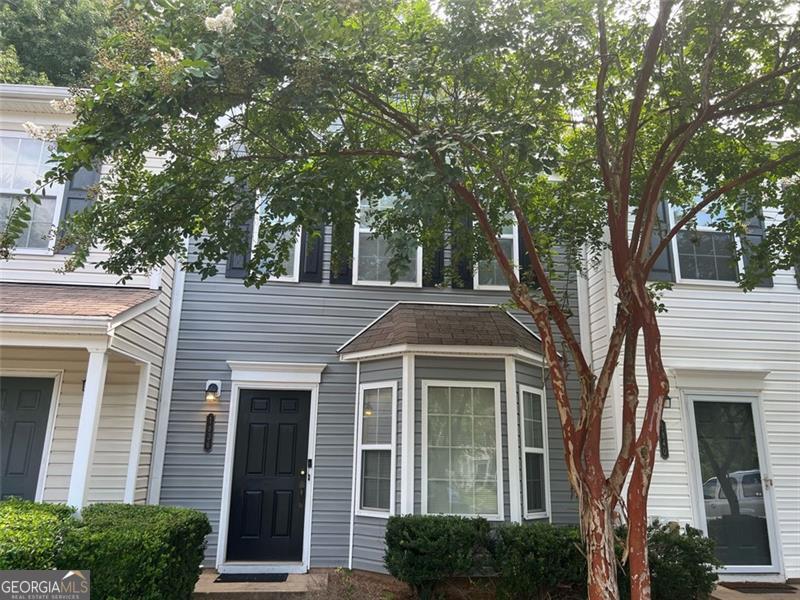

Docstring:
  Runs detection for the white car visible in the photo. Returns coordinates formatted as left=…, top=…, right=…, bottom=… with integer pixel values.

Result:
left=703, top=469, right=766, bottom=519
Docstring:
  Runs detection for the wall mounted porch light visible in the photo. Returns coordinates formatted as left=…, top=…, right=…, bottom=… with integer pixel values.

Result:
left=205, top=380, right=221, bottom=402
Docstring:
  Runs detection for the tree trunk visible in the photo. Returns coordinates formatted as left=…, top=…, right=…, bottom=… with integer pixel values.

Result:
left=581, top=489, right=620, bottom=600
left=627, top=461, right=651, bottom=600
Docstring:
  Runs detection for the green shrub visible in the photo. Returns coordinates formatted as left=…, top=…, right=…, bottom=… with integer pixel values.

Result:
left=384, top=514, right=491, bottom=599
left=493, top=522, right=586, bottom=599
left=0, top=499, right=75, bottom=569
left=57, top=504, right=211, bottom=600
left=618, top=521, right=720, bottom=600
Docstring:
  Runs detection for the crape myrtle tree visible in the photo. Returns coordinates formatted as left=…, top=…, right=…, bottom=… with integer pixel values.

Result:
left=5, top=0, right=799, bottom=597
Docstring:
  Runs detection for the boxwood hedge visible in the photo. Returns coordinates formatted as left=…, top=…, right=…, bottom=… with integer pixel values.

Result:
left=0, top=500, right=210, bottom=600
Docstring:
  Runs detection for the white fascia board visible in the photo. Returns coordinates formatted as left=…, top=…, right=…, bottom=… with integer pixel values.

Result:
left=339, top=343, right=543, bottom=364
left=108, top=294, right=162, bottom=329
left=0, top=84, right=72, bottom=101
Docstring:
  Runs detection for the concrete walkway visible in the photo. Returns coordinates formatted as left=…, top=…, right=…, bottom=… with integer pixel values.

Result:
left=712, top=583, right=800, bottom=600
left=193, top=569, right=327, bottom=600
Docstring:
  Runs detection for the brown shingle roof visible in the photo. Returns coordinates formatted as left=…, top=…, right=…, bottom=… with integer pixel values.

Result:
left=0, top=283, right=159, bottom=318
left=338, top=303, right=541, bottom=355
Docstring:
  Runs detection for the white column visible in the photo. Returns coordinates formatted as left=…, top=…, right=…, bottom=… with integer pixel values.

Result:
left=505, top=356, right=523, bottom=522
left=124, top=362, right=150, bottom=503
left=400, top=353, right=415, bottom=514
left=67, top=347, right=109, bottom=508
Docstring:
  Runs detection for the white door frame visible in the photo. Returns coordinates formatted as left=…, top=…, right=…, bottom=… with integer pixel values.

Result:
left=0, top=369, right=63, bottom=502
left=683, top=390, right=784, bottom=576
left=216, top=362, right=325, bottom=574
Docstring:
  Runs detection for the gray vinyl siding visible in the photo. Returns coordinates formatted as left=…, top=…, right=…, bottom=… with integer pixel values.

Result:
left=159, top=225, right=583, bottom=568
left=414, top=357, right=510, bottom=519
left=353, top=358, right=402, bottom=572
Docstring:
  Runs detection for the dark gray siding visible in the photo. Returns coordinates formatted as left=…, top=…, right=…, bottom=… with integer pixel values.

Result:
left=159, top=226, right=582, bottom=568
left=353, top=358, right=402, bottom=572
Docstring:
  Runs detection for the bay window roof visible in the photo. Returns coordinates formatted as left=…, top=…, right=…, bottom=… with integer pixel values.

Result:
left=338, top=302, right=542, bottom=357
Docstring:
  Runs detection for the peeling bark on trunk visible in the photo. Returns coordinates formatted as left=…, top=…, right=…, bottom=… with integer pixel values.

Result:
left=582, top=489, right=620, bottom=600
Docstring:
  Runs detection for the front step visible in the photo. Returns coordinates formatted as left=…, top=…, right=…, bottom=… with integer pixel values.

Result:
left=193, top=569, right=328, bottom=600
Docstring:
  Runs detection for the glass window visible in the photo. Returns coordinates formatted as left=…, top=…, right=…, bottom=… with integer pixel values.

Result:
left=521, top=388, right=548, bottom=515
left=0, top=135, right=58, bottom=250
left=425, top=383, right=500, bottom=517
left=741, top=472, right=763, bottom=498
left=703, top=478, right=718, bottom=500
left=476, top=222, right=518, bottom=288
left=674, top=207, right=738, bottom=281
left=355, top=196, right=420, bottom=285
left=253, top=206, right=301, bottom=281
left=358, top=384, right=395, bottom=514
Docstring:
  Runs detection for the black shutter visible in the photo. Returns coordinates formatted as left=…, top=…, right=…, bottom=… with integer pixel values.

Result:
left=423, top=237, right=445, bottom=287
left=741, top=214, right=773, bottom=287
left=225, top=217, right=253, bottom=279
left=329, top=220, right=353, bottom=284
left=57, top=167, right=100, bottom=254
left=452, top=215, right=473, bottom=289
left=299, top=223, right=324, bottom=283
left=648, top=201, right=676, bottom=282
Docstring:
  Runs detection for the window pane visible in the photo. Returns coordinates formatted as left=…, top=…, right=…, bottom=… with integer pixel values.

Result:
left=361, top=387, right=392, bottom=445
left=0, top=194, right=56, bottom=249
left=426, top=385, right=498, bottom=516
left=676, top=231, right=737, bottom=281
left=478, top=237, right=514, bottom=286
left=357, top=232, right=417, bottom=283
left=1, top=137, right=49, bottom=194
left=523, top=391, right=544, bottom=449
left=361, top=449, right=391, bottom=511
left=525, top=453, right=545, bottom=512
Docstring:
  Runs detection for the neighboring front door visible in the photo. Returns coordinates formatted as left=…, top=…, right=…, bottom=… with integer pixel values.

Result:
left=689, top=394, right=780, bottom=572
left=0, top=377, right=54, bottom=500
left=227, top=389, right=311, bottom=562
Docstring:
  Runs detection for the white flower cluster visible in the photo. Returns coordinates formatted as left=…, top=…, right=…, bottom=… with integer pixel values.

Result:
left=49, top=96, right=77, bottom=114
left=205, top=5, right=235, bottom=33
left=22, top=121, right=61, bottom=141
left=151, top=47, right=185, bottom=69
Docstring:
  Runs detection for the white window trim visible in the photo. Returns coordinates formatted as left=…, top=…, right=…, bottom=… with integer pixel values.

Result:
left=518, top=384, right=551, bottom=520
left=474, top=221, right=519, bottom=291
left=421, top=379, right=505, bottom=521
left=251, top=207, right=302, bottom=283
left=352, top=202, right=423, bottom=288
left=354, top=380, right=398, bottom=518
left=668, top=205, right=744, bottom=286
left=1, top=130, right=67, bottom=255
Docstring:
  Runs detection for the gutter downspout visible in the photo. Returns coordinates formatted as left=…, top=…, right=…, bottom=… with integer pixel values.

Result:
left=348, top=360, right=361, bottom=569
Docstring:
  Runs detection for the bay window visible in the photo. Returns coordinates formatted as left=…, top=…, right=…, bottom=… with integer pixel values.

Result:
left=475, top=221, right=519, bottom=290
left=422, top=381, right=503, bottom=519
left=519, top=386, right=549, bottom=517
left=0, top=134, right=63, bottom=251
left=353, top=196, right=422, bottom=286
left=356, top=382, right=397, bottom=516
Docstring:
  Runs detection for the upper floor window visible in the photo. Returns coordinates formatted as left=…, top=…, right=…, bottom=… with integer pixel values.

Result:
left=474, top=220, right=519, bottom=290
left=672, top=206, right=738, bottom=282
left=353, top=196, right=422, bottom=287
left=422, top=381, right=503, bottom=519
left=253, top=205, right=302, bottom=282
left=0, top=133, right=63, bottom=252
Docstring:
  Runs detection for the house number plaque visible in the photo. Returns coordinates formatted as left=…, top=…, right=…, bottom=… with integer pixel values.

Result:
left=204, top=413, right=215, bottom=452
left=658, top=419, right=669, bottom=460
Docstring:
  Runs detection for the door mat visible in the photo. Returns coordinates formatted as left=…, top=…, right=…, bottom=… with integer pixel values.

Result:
left=214, top=573, right=289, bottom=583
left=720, top=582, right=798, bottom=594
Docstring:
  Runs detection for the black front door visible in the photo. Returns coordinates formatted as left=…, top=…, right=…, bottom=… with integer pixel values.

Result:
left=227, top=389, right=311, bottom=562
left=0, top=377, right=54, bottom=500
